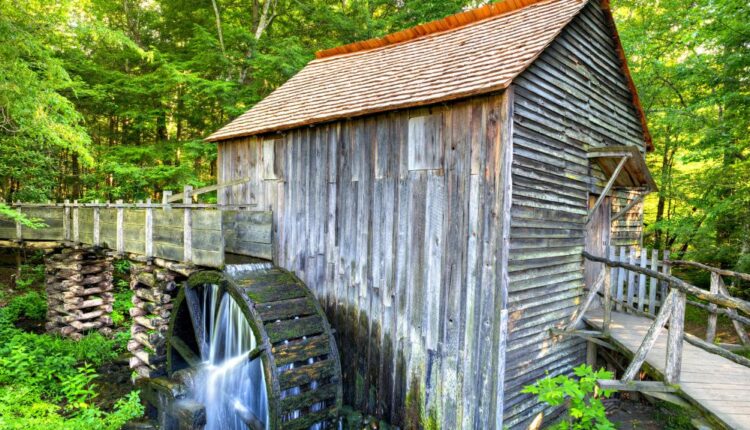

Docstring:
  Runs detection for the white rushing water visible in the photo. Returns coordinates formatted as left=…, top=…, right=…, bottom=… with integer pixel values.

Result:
left=190, top=281, right=269, bottom=430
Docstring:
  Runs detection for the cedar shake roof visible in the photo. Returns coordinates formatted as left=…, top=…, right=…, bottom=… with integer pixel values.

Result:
left=207, top=0, right=652, bottom=149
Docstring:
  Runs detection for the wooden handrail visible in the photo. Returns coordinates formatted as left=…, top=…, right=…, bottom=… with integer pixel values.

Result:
left=670, top=259, right=750, bottom=282
left=165, top=177, right=252, bottom=203
left=583, top=251, right=750, bottom=315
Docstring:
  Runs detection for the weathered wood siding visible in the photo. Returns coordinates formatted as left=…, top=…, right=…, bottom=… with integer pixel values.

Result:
left=218, top=93, right=512, bottom=429
left=503, top=1, right=647, bottom=427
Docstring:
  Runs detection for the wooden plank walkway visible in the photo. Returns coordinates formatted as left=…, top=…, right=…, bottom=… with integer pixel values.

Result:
left=586, top=310, right=750, bottom=430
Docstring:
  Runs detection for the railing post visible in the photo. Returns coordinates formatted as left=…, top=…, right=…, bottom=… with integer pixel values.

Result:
left=649, top=249, right=658, bottom=314
left=665, top=290, right=686, bottom=384
left=72, top=200, right=79, bottom=243
left=93, top=200, right=101, bottom=246
left=617, top=247, right=626, bottom=311
left=63, top=199, right=70, bottom=241
left=15, top=201, right=22, bottom=242
left=706, top=272, right=720, bottom=343
left=183, top=185, right=193, bottom=263
left=145, top=198, right=153, bottom=258
left=661, top=250, right=671, bottom=305
left=116, top=199, right=124, bottom=255
left=603, top=258, right=612, bottom=336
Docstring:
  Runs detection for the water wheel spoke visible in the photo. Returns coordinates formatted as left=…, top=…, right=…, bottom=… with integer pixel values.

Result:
left=183, top=285, right=207, bottom=358
left=169, top=334, right=202, bottom=367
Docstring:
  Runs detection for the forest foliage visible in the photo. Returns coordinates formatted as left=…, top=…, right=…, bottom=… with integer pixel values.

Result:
left=0, top=0, right=748, bottom=271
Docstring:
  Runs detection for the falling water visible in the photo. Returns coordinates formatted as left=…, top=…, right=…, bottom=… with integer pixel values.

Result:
left=189, top=279, right=269, bottom=430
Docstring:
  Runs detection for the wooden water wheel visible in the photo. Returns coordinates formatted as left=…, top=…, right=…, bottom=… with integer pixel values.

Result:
left=167, top=266, right=342, bottom=430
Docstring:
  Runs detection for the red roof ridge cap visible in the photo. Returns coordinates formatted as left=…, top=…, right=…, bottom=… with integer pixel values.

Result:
left=313, top=0, right=567, bottom=61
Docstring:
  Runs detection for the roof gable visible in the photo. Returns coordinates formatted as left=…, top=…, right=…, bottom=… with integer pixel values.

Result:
left=207, top=0, right=649, bottom=148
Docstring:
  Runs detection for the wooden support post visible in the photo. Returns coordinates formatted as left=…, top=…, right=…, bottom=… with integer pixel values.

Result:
left=649, top=249, right=658, bottom=315
left=586, top=155, right=629, bottom=224
left=93, top=200, right=100, bottom=246
left=665, top=291, right=686, bottom=384
left=116, top=199, right=124, bottom=255
left=183, top=186, right=193, bottom=263
left=73, top=200, right=79, bottom=243
left=616, top=247, right=626, bottom=311
left=661, top=250, right=670, bottom=306
left=706, top=273, right=720, bottom=343
left=622, top=291, right=675, bottom=382
left=565, top=271, right=605, bottom=331
left=63, top=199, right=70, bottom=241
left=627, top=247, right=636, bottom=310
left=145, top=198, right=153, bottom=258
left=162, top=191, right=173, bottom=208
left=638, top=249, right=647, bottom=312
left=15, top=202, right=22, bottom=241
left=603, top=260, right=612, bottom=336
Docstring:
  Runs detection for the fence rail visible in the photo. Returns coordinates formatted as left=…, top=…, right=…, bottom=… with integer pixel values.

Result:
left=579, top=250, right=750, bottom=386
left=0, top=186, right=273, bottom=268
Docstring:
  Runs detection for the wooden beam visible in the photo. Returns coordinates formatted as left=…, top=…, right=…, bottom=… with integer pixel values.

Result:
left=165, top=177, right=252, bottom=203
left=565, top=271, right=605, bottom=331
left=597, top=379, right=677, bottom=393
left=665, top=291, right=686, bottom=384
left=586, top=155, right=629, bottom=224
left=611, top=193, right=645, bottom=222
left=622, top=291, right=675, bottom=382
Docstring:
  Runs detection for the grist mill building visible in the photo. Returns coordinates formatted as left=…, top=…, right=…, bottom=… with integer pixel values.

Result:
left=206, top=0, right=654, bottom=427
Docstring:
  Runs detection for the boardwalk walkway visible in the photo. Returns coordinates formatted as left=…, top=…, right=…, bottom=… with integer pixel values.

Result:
left=586, top=310, right=750, bottom=430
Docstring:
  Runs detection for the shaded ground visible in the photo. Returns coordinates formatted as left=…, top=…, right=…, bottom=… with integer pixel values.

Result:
left=96, top=355, right=135, bottom=410
left=606, top=394, right=694, bottom=430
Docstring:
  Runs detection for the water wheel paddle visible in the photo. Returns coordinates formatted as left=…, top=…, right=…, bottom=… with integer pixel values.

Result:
left=167, top=264, right=342, bottom=430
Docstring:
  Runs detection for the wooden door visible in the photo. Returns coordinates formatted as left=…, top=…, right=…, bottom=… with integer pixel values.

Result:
left=585, top=195, right=611, bottom=289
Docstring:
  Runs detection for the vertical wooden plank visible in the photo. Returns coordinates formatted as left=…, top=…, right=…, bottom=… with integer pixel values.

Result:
left=461, top=101, right=485, bottom=430
left=183, top=185, right=193, bottom=263
left=637, top=249, right=647, bottom=311
left=145, top=199, right=153, bottom=258
left=603, top=259, right=612, bottom=335
left=665, top=291, right=685, bottom=384
left=649, top=248, right=658, bottom=314
left=616, top=246, right=626, bottom=311
left=116, top=199, right=124, bottom=254
left=15, top=204, right=22, bottom=241
left=63, top=199, right=70, bottom=241
left=493, top=88, right=513, bottom=430
left=93, top=200, right=100, bottom=246
left=73, top=200, right=79, bottom=243
left=661, top=250, right=670, bottom=304
left=706, top=272, right=719, bottom=343
left=626, top=247, right=636, bottom=310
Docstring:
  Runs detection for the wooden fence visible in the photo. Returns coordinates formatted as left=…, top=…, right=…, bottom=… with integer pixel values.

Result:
left=0, top=189, right=273, bottom=268
left=607, top=247, right=671, bottom=316
left=580, top=250, right=750, bottom=387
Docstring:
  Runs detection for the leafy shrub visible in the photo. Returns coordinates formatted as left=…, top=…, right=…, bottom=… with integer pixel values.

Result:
left=113, top=259, right=131, bottom=277
left=0, top=385, right=143, bottom=430
left=522, top=364, right=615, bottom=430
left=60, top=364, right=98, bottom=410
left=3, top=291, right=47, bottom=321
left=15, top=264, right=46, bottom=291
left=111, top=289, right=134, bottom=327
